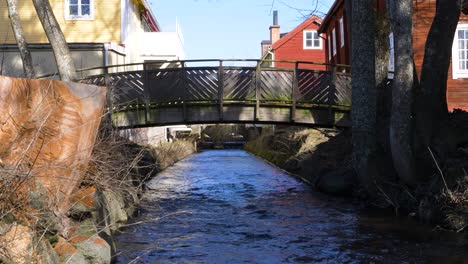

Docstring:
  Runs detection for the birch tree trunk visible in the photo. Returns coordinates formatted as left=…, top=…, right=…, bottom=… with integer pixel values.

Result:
left=387, top=0, right=416, bottom=185
left=32, top=0, right=76, bottom=81
left=6, top=0, right=35, bottom=78
left=351, top=0, right=378, bottom=193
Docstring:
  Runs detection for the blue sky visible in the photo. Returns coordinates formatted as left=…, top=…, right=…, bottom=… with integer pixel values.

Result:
left=148, top=0, right=333, bottom=60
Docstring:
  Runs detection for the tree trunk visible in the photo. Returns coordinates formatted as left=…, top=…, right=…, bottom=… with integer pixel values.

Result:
left=387, top=0, right=416, bottom=185
left=6, top=0, right=35, bottom=78
left=32, top=0, right=76, bottom=81
left=344, top=0, right=352, bottom=53
left=351, top=1, right=378, bottom=193
left=415, top=0, right=461, bottom=157
left=375, top=10, right=391, bottom=154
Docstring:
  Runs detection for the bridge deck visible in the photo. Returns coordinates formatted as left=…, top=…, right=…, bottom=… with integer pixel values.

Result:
left=76, top=59, right=351, bottom=128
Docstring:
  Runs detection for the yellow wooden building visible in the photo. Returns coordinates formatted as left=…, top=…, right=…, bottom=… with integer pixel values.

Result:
left=0, top=0, right=184, bottom=77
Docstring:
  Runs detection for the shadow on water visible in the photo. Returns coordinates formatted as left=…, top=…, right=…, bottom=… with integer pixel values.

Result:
left=115, top=150, right=467, bottom=264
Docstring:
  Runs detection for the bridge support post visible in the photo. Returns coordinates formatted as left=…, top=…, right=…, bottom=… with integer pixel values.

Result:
left=254, top=62, right=261, bottom=121
left=218, top=60, right=224, bottom=121
left=181, top=62, right=188, bottom=122
left=143, top=62, right=150, bottom=124
left=328, top=65, right=337, bottom=126
left=291, top=62, right=299, bottom=122
left=104, top=67, right=114, bottom=128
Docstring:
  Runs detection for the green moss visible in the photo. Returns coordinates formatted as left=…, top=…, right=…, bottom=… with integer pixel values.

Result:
left=28, top=190, right=45, bottom=210
left=1, top=213, right=17, bottom=224
left=48, top=233, right=59, bottom=246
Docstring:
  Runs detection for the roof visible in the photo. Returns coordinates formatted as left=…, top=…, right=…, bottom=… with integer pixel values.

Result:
left=271, top=15, right=323, bottom=51
left=464, top=0, right=468, bottom=14
left=132, top=0, right=161, bottom=31
left=142, top=0, right=161, bottom=31
left=318, top=0, right=343, bottom=34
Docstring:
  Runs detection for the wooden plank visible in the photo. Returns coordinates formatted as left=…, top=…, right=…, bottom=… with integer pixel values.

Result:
left=291, top=62, right=299, bottom=122
left=218, top=62, right=224, bottom=120
left=259, top=70, right=293, bottom=101
left=297, top=70, right=330, bottom=104
left=223, top=69, right=255, bottom=100
left=185, top=69, right=219, bottom=100
left=255, top=65, right=261, bottom=120
left=328, top=66, right=337, bottom=122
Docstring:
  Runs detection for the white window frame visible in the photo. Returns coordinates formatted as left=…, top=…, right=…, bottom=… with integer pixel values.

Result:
left=332, top=29, right=337, bottom=56
left=328, top=36, right=331, bottom=60
left=339, top=17, right=345, bottom=48
left=303, top=30, right=322, bottom=50
left=65, top=0, right=94, bottom=20
left=452, top=24, right=468, bottom=79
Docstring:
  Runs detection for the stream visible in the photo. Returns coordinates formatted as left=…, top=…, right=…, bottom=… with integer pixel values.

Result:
left=115, top=150, right=467, bottom=263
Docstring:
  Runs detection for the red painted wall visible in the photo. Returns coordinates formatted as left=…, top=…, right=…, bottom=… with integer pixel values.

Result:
left=272, top=17, right=326, bottom=70
left=321, top=0, right=468, bottom=111
left=413, top=0, right=468, bottom=111
left=319, top=0, right=349, bottom=73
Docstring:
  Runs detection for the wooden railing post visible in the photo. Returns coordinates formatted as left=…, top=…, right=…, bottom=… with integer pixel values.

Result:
left=328, top=64, right=337, bottom=125
left=143, top=62, right=150, bottom=124
left=254, top=62, right=261, bottom=121
left=291, top=62, right=299, bottom=122
left=103, top=67, right=114, bottom=127
left=218, top=60, right=224, bottom=121
left=181, top=61, right=188, bottom=121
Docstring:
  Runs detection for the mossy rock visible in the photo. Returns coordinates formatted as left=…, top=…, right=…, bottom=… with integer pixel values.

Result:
left=72, top=235, right=111, bottom=264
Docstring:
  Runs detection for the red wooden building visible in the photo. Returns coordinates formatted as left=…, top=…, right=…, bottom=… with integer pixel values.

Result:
left=261, top=11, right=326, bottom=70
left=319, top=0, right=468, bottom=111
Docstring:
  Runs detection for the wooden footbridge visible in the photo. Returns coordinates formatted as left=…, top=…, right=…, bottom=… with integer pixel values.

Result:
left=73, top=59, right=351, bottom=128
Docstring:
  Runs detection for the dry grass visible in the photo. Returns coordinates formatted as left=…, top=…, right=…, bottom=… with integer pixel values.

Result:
left=0, top=164, right=29, bottom=220
left=152, top=140, right=195, bottom=170
left=437, top=176, right=468, bottom=232
left=244, top=128, right=331, bottom=168
left=84, top=126, right=156, bottom=193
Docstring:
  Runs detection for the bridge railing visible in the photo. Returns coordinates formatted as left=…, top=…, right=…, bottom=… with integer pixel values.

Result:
left=39, top=59, right=351, bottom=115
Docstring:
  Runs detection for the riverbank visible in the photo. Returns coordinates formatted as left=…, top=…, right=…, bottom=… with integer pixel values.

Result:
left=0, top=130, right=195, bottom=264
left=245, top=127, right=355, bottom=195
left=244, top=127, right=468, bottom=232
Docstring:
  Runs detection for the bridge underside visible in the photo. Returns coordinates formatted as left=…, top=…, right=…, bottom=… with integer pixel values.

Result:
left=112, top=102, right=351, bottom=128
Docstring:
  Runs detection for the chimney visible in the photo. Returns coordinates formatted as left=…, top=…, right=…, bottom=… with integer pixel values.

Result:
left=270, top=10, right=280, bottom=45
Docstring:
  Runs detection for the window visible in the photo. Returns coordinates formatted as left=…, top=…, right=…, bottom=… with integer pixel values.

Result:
left=328, top=37, right=331, bottom=60
left=65, top=0, right=93, bottom=20
left=303, top=30, right=322, bottom=49
left=452, top=25, right=468, bottom=79
left=332, top=29, right=337, bottom=56
left=339, top=17, right=345, bottom=48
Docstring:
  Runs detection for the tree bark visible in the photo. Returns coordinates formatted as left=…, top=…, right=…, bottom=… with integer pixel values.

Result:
left=32, top=0, right=76, bottom=81
left=375, top=10, right=391, bottom=154
left=344, top=0, right=352, bottom=54
left=6, top=0, right=35, bottom=78
left=415, top=0, right=461, bottom=149
left=387, top=0, right=416, bottom=185
left=351, top=0, right=378, bottom=193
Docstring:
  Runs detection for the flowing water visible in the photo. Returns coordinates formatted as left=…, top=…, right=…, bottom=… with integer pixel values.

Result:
left=115, top=150, right=467, bottom=263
